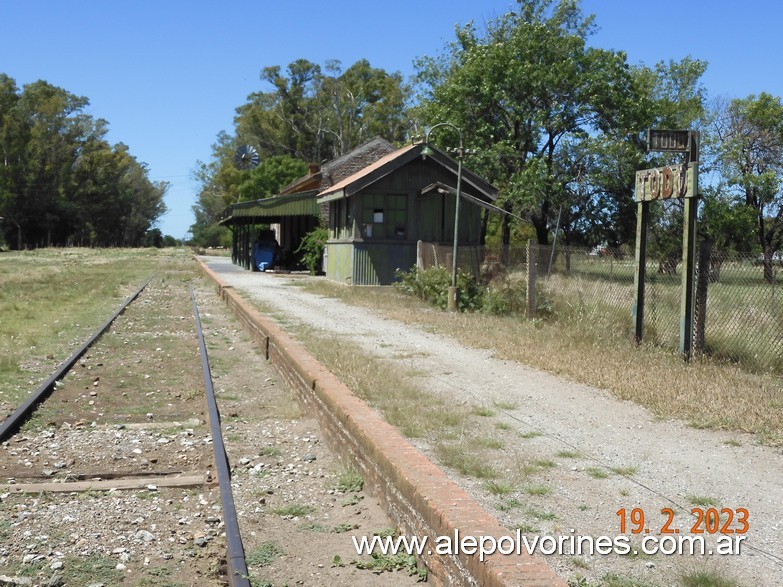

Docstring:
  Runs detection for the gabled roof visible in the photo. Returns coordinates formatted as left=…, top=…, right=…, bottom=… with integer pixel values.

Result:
left=317, top=143, right=497, bottom=204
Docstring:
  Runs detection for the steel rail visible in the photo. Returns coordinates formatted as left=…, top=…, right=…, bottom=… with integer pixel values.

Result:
left=0, top=276, right=155, bottom=442
left=190, top=284, right=251, bottom=587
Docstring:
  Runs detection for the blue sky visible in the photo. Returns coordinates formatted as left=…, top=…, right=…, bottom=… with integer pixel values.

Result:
left=1, top=1, right=781, bottom=239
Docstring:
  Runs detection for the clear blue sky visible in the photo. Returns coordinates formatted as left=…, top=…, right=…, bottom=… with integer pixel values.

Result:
left=2, top=1, right=781, bottom=239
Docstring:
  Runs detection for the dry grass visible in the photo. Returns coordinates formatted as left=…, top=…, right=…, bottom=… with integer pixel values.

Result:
left=299, top=279, right=783, bottom=446
left=0, top=247, right=197, bottom=406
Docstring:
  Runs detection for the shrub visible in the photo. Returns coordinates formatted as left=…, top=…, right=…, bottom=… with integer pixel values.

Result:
left=295, top=226, right=328, bottom=274
left=395, top=266, right=485, bottom=312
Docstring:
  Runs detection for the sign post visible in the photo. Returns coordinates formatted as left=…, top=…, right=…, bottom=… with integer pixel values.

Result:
left=634, top=130, right=699, bottom=360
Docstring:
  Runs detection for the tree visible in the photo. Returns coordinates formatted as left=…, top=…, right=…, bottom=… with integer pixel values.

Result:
left=414, top=0, right=641, bottom=252
left=0, top=75, right=167, bottom=248
left=234, top=59, right=411, bottom=163
left=237, top=155, right=308, bottom=202
left=714, top=92, right=783, bottom=282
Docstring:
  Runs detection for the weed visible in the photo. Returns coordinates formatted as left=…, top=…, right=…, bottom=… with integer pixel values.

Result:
left=610, top=465, right=638, bottom=476
left=476, top=437, right=505, bottom=449
left=497, top=498, right=523, bottom=512
left=493, top=400, right=519, bottom=410
left=472, top=406, right=495, bottom=417
left=261, top=446, right=281, bottom=457
left=687, top=495, right=720, bottom=507
left=526, top=507, right=557, bottom=521
left=352, top=550, right=427, bottom=582
left=484, top=480, right=515, bottom=495
left=569, top=557, right=590, bottom=570
left=520, top=430, right=542, bottom=439
left=557, top=450, right=581, bottom=458
left=597, top=573, right=659, bottom=587
left=272, top=504, right=314, bottom=518
left=513, top=523, right=539, bottom=533
left=334, top=467, right=364, bottom=492
left=523, top=484, right=551, bottom=496
left=342, top=494, right=364, bottom=507
left=679, top=570, right=741, bottom=587
left=333, top=523, right=359, bottom=533
left=246, top=541, right=285, bottom=567
left=436, top=443, right=498, bottom=479
left=586, top=467, right=610, bottom=479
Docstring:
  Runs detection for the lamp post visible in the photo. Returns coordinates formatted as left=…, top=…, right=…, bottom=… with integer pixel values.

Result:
left=422, top=123, right=464, bottom=312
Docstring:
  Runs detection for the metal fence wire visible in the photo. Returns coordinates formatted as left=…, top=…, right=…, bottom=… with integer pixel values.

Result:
left=415, top=240, right=782, bottom=373
left=474, top=245, right=783, bottom=372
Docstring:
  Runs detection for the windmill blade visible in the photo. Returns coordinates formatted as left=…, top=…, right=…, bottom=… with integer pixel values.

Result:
left=235, top=144, right=260, bottom=170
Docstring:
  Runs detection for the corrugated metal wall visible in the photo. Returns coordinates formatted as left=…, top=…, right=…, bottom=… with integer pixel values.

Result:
left=352, top=243, right=416, bottom=285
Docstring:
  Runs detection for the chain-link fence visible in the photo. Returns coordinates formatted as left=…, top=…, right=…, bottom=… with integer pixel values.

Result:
left=416, top=240, right=782, bottom=373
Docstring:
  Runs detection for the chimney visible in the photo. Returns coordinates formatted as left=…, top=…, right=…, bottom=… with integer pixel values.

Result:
left=308, top=163, right=319, bottom=175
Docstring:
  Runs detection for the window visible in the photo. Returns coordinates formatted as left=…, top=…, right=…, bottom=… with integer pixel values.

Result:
left=362, top=193, right=407, bottom=240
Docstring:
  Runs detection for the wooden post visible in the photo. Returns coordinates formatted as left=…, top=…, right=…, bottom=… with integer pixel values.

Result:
left=526, top=239, right=536, bottom=319
left=632, top=201, right=649, bottom=343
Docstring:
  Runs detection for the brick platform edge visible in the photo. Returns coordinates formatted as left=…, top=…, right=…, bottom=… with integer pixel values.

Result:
left=196, top=259, right=565, bottom=587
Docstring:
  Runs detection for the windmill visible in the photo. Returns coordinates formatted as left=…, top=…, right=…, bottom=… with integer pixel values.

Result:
left=234, top=144, right=260, bottom=170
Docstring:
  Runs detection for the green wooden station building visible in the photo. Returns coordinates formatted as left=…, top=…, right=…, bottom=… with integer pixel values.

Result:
left=221, top=138, right=497, bottom=285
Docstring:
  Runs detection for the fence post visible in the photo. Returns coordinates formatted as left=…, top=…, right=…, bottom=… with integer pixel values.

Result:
left=632, top=201, right=650, bottom=343
left=693, top=239, right=712, bottom=356
left=526, top=239, right=536, bottom=319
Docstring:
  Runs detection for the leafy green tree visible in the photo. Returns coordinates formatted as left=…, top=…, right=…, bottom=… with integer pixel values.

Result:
left=413, top=0, right=640, bottom=252
left=237, top=155, right=308, bottom=201
left=0, top=75, right=166, bottom=248
left=714, top=92, right=783, bottom=282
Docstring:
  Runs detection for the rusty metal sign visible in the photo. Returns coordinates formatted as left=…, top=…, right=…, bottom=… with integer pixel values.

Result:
left=647, top=129, right=691, bottom=152
left=635, top=164, right=697, bottom=201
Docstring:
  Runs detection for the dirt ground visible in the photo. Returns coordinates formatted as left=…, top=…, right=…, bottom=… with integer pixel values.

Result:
left=200, top=255, right=783, bottom=587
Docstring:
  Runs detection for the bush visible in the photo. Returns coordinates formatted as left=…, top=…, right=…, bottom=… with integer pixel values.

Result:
left=482, top=280, right=527, bottom=316
left=395, top=266, right=485, bottom=312
left=295, top=226, right=328, bottom=274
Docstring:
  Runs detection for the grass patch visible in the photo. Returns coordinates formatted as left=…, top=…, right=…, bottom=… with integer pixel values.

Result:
left=62, top=554, right=124, bottom=584
left=291, top=330, right=470, bottom=440
left=687, top=495, right=720, bottom=507
left=609, top=465, right=638, bottom=476
left=512, top=523, right=538, bottom=533
left=334, top=466, right=364, bottom=493
left=484, top=480, right=515, bottom=495
left=476, top=437, right=505, bottom=449
left=246, top=541, right=285, bottom=567
left=523, top=484, right=551, bottom=496
left=472, top=406, right=495, bottom=417
left=497, top=498, right=523, bottom=511
left=493, top=400, right=519, bottom=410
left=526, top=507, right=557, bottom=521
left=557, top=450, right=581, bottom=458
left=597, top=573, right=659, bottom=587
left=679, top=570, right=741, bottom=587
left=520, top=430, right=543, bottom=439
left=436, top=443, right=498, bottom=479
left=272, top=504, right=315, bottom=518
left=586, top=467, right=610, bottom=479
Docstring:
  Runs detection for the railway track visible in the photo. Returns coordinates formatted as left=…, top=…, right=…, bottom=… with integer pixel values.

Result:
left=0, top=263, right=423, bottom=587
left=0, top=277, right=250, bottom=586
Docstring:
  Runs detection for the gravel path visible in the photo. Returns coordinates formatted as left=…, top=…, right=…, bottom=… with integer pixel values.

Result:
left=201, top=255, right=783, bottom=587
